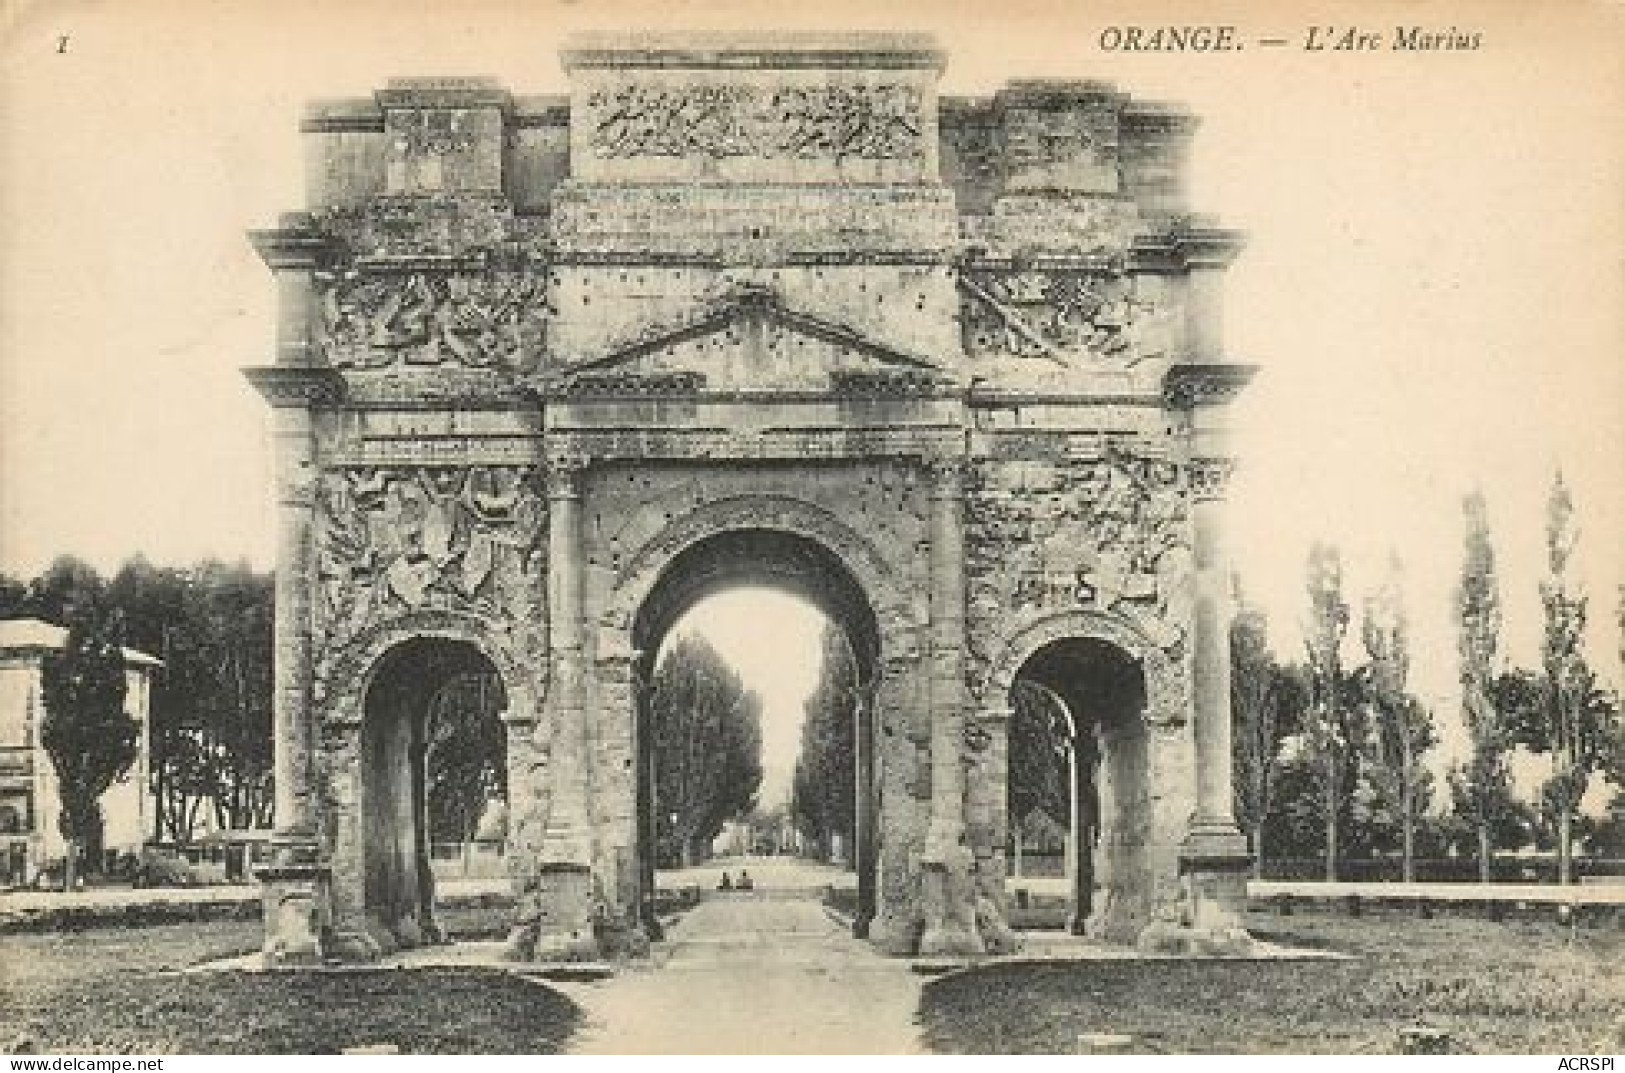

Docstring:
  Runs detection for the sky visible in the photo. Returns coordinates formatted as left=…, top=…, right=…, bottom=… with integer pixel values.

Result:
left=1, top=0, right=1621, bottom=803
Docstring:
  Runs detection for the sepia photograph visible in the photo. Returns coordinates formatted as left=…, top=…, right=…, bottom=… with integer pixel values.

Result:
left=0, top=0, right=1621, bottom=1057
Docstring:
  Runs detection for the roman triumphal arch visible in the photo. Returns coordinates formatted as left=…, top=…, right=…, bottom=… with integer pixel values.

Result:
left=248, top=34, right=1256, bottom=963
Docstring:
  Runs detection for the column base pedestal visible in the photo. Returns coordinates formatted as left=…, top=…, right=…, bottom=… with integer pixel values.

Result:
left=255, top=861, right=331, bottom=967
left=505, top=862, right=600, bottom=963
left=917, top=852, right=985, bottom=957
left=869, top=905, right=922, bottom=955
left=1161, top=822, right=1253, bottom=955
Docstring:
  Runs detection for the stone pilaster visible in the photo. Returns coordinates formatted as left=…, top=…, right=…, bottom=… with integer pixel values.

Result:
left=508, top=455, right=600, bottom=962
left=245, top=217, right=339, bottom=966
left=918, top=457, right=983, bottom=956
left=269, top=407, right=317, bottom=850
left=1066, top=722, right=1093, bottom=937
left=1170, top=455, right=1252, bottom=948
left=966, top=705, right=1011, bottom=906
left=852, top=685, right=877, bottom=938
left=868, top=650, right=926, bottom=955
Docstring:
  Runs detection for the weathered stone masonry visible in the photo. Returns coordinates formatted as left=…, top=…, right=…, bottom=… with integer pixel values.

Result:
left=249, top=34, right=1256, bottom=963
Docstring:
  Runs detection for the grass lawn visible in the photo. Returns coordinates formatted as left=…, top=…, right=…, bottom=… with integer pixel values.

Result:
left=921, top=910, right=1625, bottom=1054
left=0, top=910, right=579, bottom=1054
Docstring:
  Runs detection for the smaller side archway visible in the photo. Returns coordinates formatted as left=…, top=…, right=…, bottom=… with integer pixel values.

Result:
left=986, top=610, right=1176, bottom=943
left=338, top=633, right=509, bottom=956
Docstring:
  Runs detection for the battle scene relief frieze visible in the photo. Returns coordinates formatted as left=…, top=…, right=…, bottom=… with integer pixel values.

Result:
left=966, top=449, right=1195, bottom=660
left=315, top=267, right=550, bottom=374
left=310, top=465, right=549, bottom=668
left=959, top=267, right=1176, bottom=372
left=587, top=83, right=924, bottom=160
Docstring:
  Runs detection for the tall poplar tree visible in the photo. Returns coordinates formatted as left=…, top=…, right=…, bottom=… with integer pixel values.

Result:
left=1525, top=473, right=1621, bottom=883
left=649, top=633, right=763, bottom=866
left=1356, top=555, right=1435, bottom=881
left=791, top=625, right=858, bottom=859
left=1448, top=490, right=1517, bottom=881
left=1302, top=542, right=1359, bottom=881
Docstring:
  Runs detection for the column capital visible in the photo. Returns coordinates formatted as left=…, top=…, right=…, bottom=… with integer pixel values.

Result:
left=1188, top=456, right=1237, bottom=503
left=922, top=455, right=967, bottom=497
left=544, top=455, right=589, bottom=499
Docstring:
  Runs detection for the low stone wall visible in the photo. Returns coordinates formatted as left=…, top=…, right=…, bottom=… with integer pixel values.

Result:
left=1248, top=881, right=1625, bottom=927
left=0, top=880, right=511, bottom=935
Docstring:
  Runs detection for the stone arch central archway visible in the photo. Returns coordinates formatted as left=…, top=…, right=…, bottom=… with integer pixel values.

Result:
left=604, top=494, right=914, bottom=945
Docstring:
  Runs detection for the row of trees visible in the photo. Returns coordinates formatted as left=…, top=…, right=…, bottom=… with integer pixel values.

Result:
left=647, top=633, right=764, bottom=867
left=1234, top=474, right=1625, bottom=882
left=790, top=624, right=858, bottom=857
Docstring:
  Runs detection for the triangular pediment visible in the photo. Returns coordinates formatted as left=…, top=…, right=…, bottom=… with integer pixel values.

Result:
left=548, top=285, right=951, bottom=396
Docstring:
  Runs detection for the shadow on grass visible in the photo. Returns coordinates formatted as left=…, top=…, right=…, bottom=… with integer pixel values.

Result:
left=920, top=912, right=1625, bottom=1054
left=15, top=968, right=581, bottom=1055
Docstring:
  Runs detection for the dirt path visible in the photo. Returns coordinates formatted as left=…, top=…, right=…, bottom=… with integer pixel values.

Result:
left=561, top=884, right=923, bottom=1054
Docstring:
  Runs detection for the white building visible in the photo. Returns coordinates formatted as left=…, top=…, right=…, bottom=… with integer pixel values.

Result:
left=0, top=618, right=161, bottom=885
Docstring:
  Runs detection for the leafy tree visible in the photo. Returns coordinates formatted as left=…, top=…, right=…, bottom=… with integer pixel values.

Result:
left=1230, top=586, right=1309, bottom=876
left=1259, top=752, right=1327, bottom=864
left=0, top=572, right=30, bottom=618
left=1448, top=490, right=1520, bottom=882
left=106, top=558, right=194, bottom=842
left=184, top=562, right=275, bottom=833
left=791, top=625, right=858, bottom=860
left=1301, top=542, right=1362, bottom=880
left=1517, top=473, right=1623, bottom=883
left=40, top=604, right=141, bottom=888
left=1355, top=555, right=1436, bottom=881
left=424, top=671, right=507, bottom=843
left=1591, top=790, right=1625, bottom=859
left=26, top=556, right=107, bottom=626
left=103, top=558, right=275, bottom=841
left=1007, top=680, right=1072, bottom=831
left=650, top=633, right=763, bottom=867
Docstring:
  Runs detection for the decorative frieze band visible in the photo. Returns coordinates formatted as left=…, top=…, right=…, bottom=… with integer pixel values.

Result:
left=587, top=83, right=924, bottom=160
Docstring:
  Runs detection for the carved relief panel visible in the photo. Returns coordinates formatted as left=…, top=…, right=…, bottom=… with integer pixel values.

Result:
left=586, top=83, right=924, bottom=161
left=960, top=267, right=1174, bottom=370
left=314, top=268, right=550, bottom=374
left=966, top=449, right=1195, bottom=664
left=309, top=466, right=549, bottom=693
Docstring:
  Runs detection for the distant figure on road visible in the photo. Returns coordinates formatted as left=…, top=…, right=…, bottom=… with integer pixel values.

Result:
left=718, top=872, right=733, bottom=890
left=737, top=870, right=754, bottom=891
